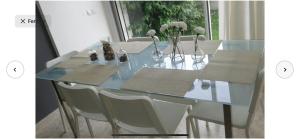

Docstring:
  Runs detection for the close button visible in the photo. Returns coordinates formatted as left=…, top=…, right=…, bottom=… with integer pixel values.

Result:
left=6, top=60, right=24, bottom=79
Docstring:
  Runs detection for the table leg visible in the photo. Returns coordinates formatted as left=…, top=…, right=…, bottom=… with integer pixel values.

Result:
left=223, top=104, right=232, bottom=138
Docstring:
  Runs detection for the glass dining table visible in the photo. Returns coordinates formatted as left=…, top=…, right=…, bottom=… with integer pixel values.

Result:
left=36, top=40, right=264, bottom=137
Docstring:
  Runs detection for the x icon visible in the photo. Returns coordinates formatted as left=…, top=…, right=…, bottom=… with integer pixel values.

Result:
left=20, top=19, right=26, bottom=23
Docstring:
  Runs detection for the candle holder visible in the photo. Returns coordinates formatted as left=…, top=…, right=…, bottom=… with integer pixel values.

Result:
left=117, top=47, right=128, bottom=63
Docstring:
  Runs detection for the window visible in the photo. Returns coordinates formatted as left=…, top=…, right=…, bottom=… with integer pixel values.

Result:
left=116, top=1, right=219, bottom=40
left=210, top=1, right=219, bottom=40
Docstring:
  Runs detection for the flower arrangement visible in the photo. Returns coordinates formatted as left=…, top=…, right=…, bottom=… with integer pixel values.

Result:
left=160, top=21, right=187, bottom=34
left=146, top=29, right=156, bottom=36
left=146, top=29, right=160, bottom=43
left=193, top=26, right=206, bottom=46
left=194, top=26, right=205, bottom=35
left=146, top=29, right=162, bottom=61
left=192, top=26, right=206, bottom=62
left=194, top=26, right=206, bottom=39
left=160, top=21, right=187, bottom=61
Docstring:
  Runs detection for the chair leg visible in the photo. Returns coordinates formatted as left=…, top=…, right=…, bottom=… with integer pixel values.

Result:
left=194, top=118, right=200, bottom=137
left=111, top=121, right=120, bottom=135
left=58, top=102, right=67, bottom=133
left=74, top=115, right=80, bottom=137
left=186, top=116, right=191, bottom=138
left=189, top=117, right=200, bottom=138
left=115, top=125, right=121, bottom=134
left=186, top=107, right=200, bottom=138
left=85, top=118, right=95, bottom=137
left=245, top=127, right=250, bottom=138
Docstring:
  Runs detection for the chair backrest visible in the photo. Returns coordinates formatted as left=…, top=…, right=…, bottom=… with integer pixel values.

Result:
left=57, top=82, right=107, bottom=118
left=46, top=51, right=79, bottom=101
left=247, top=68, right=264, bottom=125
left=46, top=51, right=78, bottom=68
left=98, top=90, right=167, bottom=134
left=258, top=52, right=265, bottom=71
left=127, top=37, right=152, bottom=42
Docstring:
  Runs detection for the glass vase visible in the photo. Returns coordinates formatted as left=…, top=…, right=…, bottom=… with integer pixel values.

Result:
left=117, top=47, right=129, bottom=63
left=191, top=36, right=205, bottom=63
left=151, top=36, right=163, bottom=62
left=152, top=50, right=163, bottom=62
left=168, top=36, right=185, bottom=63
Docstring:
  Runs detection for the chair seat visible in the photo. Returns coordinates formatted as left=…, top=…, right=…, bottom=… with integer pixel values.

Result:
left=153, top=99, right=189, bottom=134
left=189, top=101, right=249, bottom=128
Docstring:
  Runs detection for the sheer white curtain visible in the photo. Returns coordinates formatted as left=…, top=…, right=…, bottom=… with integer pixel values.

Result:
left=219, top=1, right=264, bottom=40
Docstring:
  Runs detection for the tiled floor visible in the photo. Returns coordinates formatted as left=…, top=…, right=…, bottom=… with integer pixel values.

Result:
left=36, top=95, right=264, bottom=138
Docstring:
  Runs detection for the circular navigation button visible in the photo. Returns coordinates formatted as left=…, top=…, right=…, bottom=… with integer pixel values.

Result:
left=276, top=60, right=293, bottom=79
left=6, top=60, right=24, bottom=79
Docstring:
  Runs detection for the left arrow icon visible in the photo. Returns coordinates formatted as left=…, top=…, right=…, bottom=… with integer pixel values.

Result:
left=6, top=60, right=24, bottom=79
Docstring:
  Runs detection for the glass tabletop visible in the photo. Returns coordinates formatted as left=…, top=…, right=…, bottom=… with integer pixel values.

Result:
left=36, top=40, right=264, bottom=107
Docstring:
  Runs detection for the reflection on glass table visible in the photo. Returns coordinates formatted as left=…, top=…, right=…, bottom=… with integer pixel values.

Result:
left=37, top=40, right=264, bottom=108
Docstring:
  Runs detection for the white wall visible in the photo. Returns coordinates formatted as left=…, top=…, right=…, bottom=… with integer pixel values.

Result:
left=39, top=1, right=120, bottom=55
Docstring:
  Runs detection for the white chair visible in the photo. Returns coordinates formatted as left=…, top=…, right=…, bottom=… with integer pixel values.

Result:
left=258, top=53, right=265, bottom=112
left=45, top=51, right=79, bottom=133
left=98, top=90, right=189, bottom=134
left=57, top=82, right=111, bottom=137
left=186, top=69, right=264, bottom=138
left=260, top=83, right=264, bottom=113
left=127, top=37, right=152, bottom=42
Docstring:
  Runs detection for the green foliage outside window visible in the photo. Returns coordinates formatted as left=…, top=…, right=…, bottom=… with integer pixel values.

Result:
left=210, top=9, right=219, bottom=40
left=122, top=1, right=208, bottom=40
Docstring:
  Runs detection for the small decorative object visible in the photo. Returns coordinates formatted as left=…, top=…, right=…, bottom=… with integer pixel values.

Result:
left=146, top=29, right=163, bottom=61
left=191, top=26, right=206, bottom=62
left=117, top=47, right=128, bottom=63
left=89, top=50, right=98, bottom=61
left=201, top=80, right=210, bottom=90
left=160, top=21, right=187, bottom=62
left=102, top=40, right=115, bottom=61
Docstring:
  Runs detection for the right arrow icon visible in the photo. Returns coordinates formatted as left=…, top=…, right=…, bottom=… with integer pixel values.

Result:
left=277, top=61, right=293, bottom=79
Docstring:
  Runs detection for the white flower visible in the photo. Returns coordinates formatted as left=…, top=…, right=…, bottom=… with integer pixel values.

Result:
left=169, top=22, right=179, bottom=28
left=168, top=21, right=187, bottom=31
left=198, top=35, right=206, bottom=40
left=153, top=35, right=160, bottom=42
left=160, top=24, right=168, bottom=32
left=146, top=29, right=156, bottom=37
left=178, top=21, right=187, bottom=31
left=194, top=26, right=205, bottom=35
